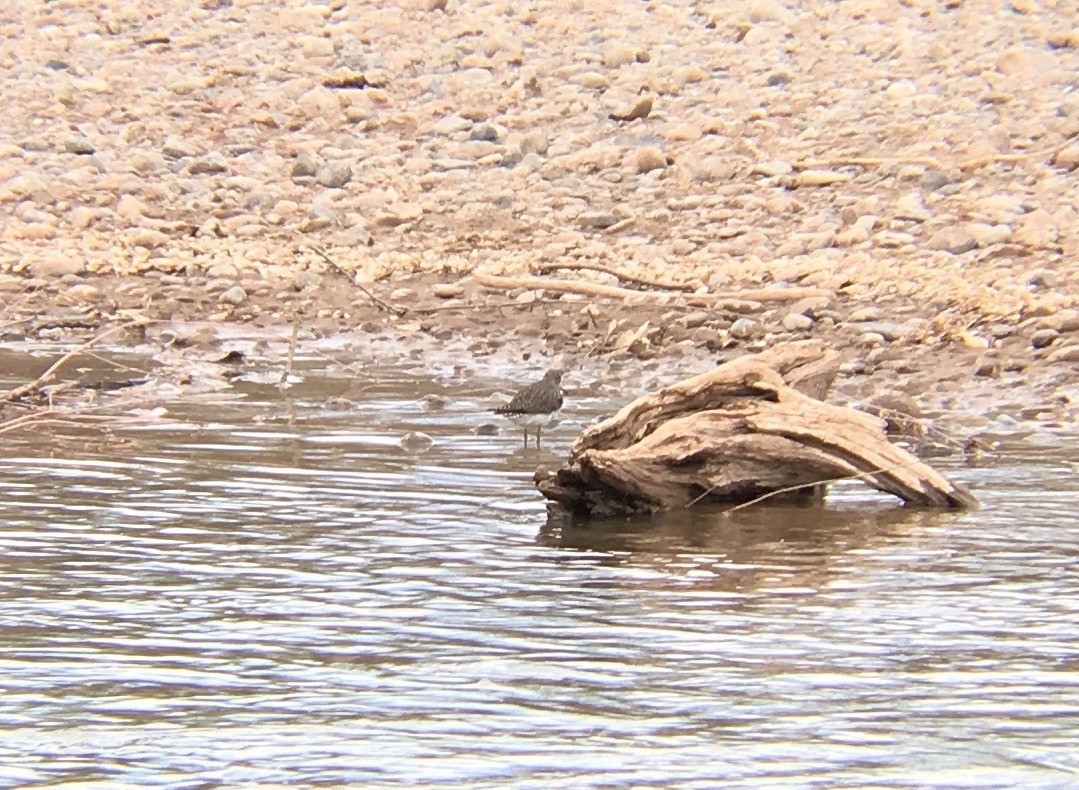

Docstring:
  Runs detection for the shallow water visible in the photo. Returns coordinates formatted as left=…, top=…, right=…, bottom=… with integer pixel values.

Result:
left=0, top=359, right=1076, bottom=788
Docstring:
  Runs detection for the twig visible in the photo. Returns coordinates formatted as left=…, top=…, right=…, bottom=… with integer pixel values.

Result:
left=473, top=268, right=827, bottom=305
left=307, top=246, right=407, bottom=316
left=280, top=317, right=299, bottom=387
left=534, top=262, right=698, bottom=293
left=1, top=322, right=135, bottom=404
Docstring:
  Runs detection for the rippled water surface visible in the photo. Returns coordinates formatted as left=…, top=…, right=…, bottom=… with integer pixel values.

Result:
left=1, top=361, right=1076, bottom=788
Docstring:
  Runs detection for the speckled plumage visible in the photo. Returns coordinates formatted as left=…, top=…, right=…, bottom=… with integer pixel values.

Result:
left=495, top=369, right=563, bottom=448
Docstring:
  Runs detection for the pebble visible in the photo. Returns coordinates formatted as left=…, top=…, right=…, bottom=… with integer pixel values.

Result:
left=927, top=226, right=977, bottom=254
left=1027, top=268, right=1058, bottom=288
left=729, top=317, right=759, bottom=339
left=161, top=136, right=197, bottom=159
left=61, top=135, right=95, bottom=155
left=1047, top=344, right=1079, bottom=363
left=316, top=162, right=352, bottom=188
left=432, top=282, right=464, bottom=299
left=375, top=202, right=423, bottom=226
left=1030, top=328, right=1059, bottom=349
left=635, top=147, right=667, bottom=174
left=219, top=285, right=248, bottom=306
left=132, top=229, right=169, bottom=248
left=894, top=192, right=931, bottom=222
left=965, top=222, right=1011, bottom=247
left=782, top=312, right=814, bottom=331
left=796, top=170, right=852, bottom=186
left=1053, top=144, right=1079, bottom=170
left=187, top=152, right=229, bottom=175
left=752, top=160, right=793, bottom=177
left=31, top=253, right=85, bottom=277
left=609, top=94, right=652, bottom=121
left=399, top=431, right=434, bottom=451
left=578, top=211, right=620, bottom=229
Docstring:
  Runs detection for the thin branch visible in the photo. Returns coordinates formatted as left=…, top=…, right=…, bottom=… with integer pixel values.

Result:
left=534, top=262, right=698, bottom=293
left=1, top=322, right=135, bottom=404
left=307, top=246, right=408, bottom=316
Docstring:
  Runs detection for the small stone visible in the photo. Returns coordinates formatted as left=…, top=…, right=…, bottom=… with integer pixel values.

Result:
left=920, top=169, right=951, bottom=191
left=31, top=253, right=85, bottom=277
left=187, top=152, right=229, bottom=175
left=782, top=312, right=813, bottom=331
left=131, top=229, right=169, bottom=248
left=609, top=94, right=652, bottom=121
left=1015, top=210, right=1059, bottom=248
left=965, top=222, right=1011, bottom=247
left=297, top=85, right=341, bottom=118
left=885, top=79, right=917, bottom=100
left=575, top=72, right=610, bottom=90
left=399, top=431, right=433, bottom=451
left=432, top=283, right=464, bottom=299
left=1031, top=328, right=1059, bottom=349
left=220, top=285, right=248, bottom=306
left=375, top=202, right=423, bottom=226
left=469, top=123, right=500, bottom=142
left=796, top=169, right=852, bottom=186
left=1047, top=344, right=1079, bottom=363
left=635, top=146, right=667, bottom=174
left=927, top=226, right=977, bottom=254
left=894, top=191, right=931, bottom=222
left=474, top=423, right=498, bottom=436
left=316, top=162, right=352, bottom=188
left=602, top=45, right=638, bottom=68
left=765, top=71, right=791, bottom=87
left=729, top=317, right=759, bottom=339
left=519, top=131, right=549, bottom=156
left=752, top=160, right=793, bottom=177
left=61, top=135, right=95, bottom=155
left=960, top=331, right=990, bottom=349
left=161, top=136, right=197, bottom=159
left=292, top=154, right=320, bottom=178
left=1026, top=270, right=1059, bottom=292
left=578, top=210, right=620, bottom=229
left=1053, top=144, right=1079, bottom=170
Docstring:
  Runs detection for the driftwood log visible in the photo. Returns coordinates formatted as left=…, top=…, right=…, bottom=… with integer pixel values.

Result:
left=537, top=342, right=977, bottom=516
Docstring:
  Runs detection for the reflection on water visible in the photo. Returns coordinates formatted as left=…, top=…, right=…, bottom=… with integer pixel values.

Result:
left=0, top=364, right=1076, bottom=787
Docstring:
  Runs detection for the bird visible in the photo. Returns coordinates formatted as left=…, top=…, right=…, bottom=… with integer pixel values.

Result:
left=494, top=369, right=563, bottom=449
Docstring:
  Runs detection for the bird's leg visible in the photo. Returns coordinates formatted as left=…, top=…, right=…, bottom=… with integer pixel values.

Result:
left=535, top=426, right=542, bottom=450
left=522, top=427, right=529, bottom=449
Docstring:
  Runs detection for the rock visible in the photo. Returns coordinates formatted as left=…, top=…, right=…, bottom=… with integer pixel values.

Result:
left=602, top=45, right=639, bottom=68
left=920, top=169, right=951, bottom=191
left=1040, top=309, right=1079, bottom=333
left=729, top=317, right=759, bottom=339
left=475, top=423, right=499, bottom=436
left=796, top=169, right=852, bottom=186
left=292, top=154, right=320, bottom=178
left=1053, top=144, right=1079, bottom=170
left=1031, top=328, right=1059, bottom=349
left=578, top=210, right=620, bottom=229
left=469, top=123, right=500, bottom=142
left=375, top=202, right=423, bottom=226
left=575, top=72, right=610, bottom=90
left=432, top=283, right=464, bottom=298
left=316, top=162, right=352, bottom=188
left=1027, top=268, right=1058, bottom=288
left=965, top=222, right=1011, bottom=247
left=609, top=94, right=652, bottom=121
left=399, top=431, right=434, bottom=451
left=519, top=131, right=549, bottom=156
left=635, top=146, right=667, bottom=173
left=1047, top=344, right=1079, bottom=363
left=31, top=253, right=85, bottom=277
left=927, top=226, right=977, bottom=254
left=220, top=285, right=248, bottom=306
left=61, top=135, right=95, bottom=155
left=297, top=85, right=341, bottom=118
left=161, top=136, right=197, bottom=159
left=894, top=191, right=931, bottom=222
left=752, top=160, right=793, bottom=177
left=782, top=312, right=813, bottom=331
left=1014, top=210, right=1059, bottom=248
left=187, top=152, right=229, bottom=174
left=131, top=229, right=169, bottom=248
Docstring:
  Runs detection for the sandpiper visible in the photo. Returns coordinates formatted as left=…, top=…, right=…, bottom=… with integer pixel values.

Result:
left=495, top=369, right=563, bottom=449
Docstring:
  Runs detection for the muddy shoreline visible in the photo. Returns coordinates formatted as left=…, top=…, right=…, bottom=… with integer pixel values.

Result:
left=2, top=264, right=1076, bottom=455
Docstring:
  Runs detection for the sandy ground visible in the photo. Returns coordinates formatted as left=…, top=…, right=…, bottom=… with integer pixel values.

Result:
left=1, top=0, right=1077, bottom=433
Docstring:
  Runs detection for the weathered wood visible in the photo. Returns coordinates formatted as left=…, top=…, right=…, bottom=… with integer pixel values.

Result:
left=537, top=342, right=976, bottom=516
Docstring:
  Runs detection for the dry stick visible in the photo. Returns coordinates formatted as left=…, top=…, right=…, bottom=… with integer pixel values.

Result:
left=280, top=317, right=300, bottom=387
left=534, top=262, right=698, bottom=293
left=307, top=246, right=408, bottom=316
left=473, top=269, right=827, bottom=305
left=794, top=130, right=1079, bottom=172
left=1, top=322, right=134, bottom=404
